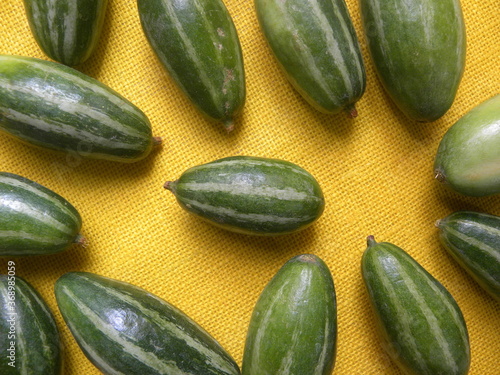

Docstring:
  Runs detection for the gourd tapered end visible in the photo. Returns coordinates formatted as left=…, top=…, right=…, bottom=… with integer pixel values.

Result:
left=367, top=235, right=377, bottom=247
left=345, top=104, right=358, bottom=118
left=74, top=234, right=87, bottom=247
left=224, top=119, right=235, bottom=133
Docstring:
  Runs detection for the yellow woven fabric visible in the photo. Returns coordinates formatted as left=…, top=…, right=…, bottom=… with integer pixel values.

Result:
left=1, top=0, right=499, bottom=373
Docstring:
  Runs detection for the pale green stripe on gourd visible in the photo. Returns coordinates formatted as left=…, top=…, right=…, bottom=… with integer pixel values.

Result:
left=16, top=285, right=58, bottom=368
left=369, top=255, right=428, bottom=371
left=0, top=174, right=80, bottom=235
left=406, top=260, right=469, bottom=348
left=0, top=231, right=68, bottom=247
left=440, top=227, right=500, bottom=289
left=174, top=197, right=317, bottom=226
left=2, top=198, right=74, bottom=235
left=0, top=56, right=145, bottom=119
left=443, top=226, right=500, bottom=263
left=370, top=249, right=469, bottom=373
left=55, top=272, right=240, bottom=375
left=0, top=173, right=80, bottom=224
left=183, top=0, right=243, bottom=105
left=62, top=1, right=80, bottom=60
left=0, top=70, right=148, bottom=141
left=282, top=0, right=358, bottom=100
left=189, top=157, right=314, bottom=178
left=375, top=259, right=460, bottom=373
left=247, top=286, right=279, bottom=368
left=274, top=1, right=343, bottom=105
left=178, top=182, right=317, bottom=201
left=155, top=0, right=220, bottom=107
left=0, top=106, right=147, bottom=152
left=392, top=247, right=469, bottom=347
left=0, top=79, right=148, bottom=140
left=60, top=286, right=185, bottom=374
left=12, top=299, right=30, bottom=374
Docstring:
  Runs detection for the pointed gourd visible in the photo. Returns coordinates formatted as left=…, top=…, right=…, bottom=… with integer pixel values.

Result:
left=242, top=254, right=337, bottom=375
left=0, top=172, right=83, bottom=257
left=55, top=272, right=241, bottom=375
left=360, top=0, right=466, bottom=121
left=255, top=0, right=366, bottom=116
left=436, top=211, right=500, bottom=301
left=164, top=156, right=325, bottom=235
left=138, top=0, right=245, bottom=131
left=0, top=55, right=159, bottom=162
left=23, top=0, right=108, bottom=66
left=0, top=275, right=62, bottom=374
left=361, top=236, right=470, bottom=375
left=434, top=94, right=500, bottom=196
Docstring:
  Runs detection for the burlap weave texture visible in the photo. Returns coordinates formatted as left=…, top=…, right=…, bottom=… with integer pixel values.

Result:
left=0, top=0, right=499, bottom=373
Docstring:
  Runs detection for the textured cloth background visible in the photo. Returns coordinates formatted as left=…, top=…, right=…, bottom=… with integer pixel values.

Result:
left=1, top=0, right=499, bottom=373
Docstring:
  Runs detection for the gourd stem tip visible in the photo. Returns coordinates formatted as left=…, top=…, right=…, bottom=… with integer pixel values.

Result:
left=74, top=234, right=87, bottom=247
left=224, top=119, right=234, bottom=133
left=434, top=170, right=446, bottom=183
left=367, top=235, right=377, bottom=247
left=164, top=181, right=174, bottom=191
left=345, top=104, right=358, bottom=118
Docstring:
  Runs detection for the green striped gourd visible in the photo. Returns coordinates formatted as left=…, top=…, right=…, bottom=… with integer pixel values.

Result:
left=0, top=275, right=62, bottom=374
left=255, top=0, right=366, bottom=116
left=138, top=0, right=245, bottom=131
left=360, top=0, right=466, bottom=121
left=55, top=272, right=240, bottom=375
left=164, top=156, right=325, bottom=235
left=23, top=0, right=108, bottom=66
left=362, top=236, right=470, bottom=375
left=434, top=94, right=500, bottom=196
left=0, top=55, right=159, bottom=162
left=436, top=211, right=500, bottom=301
left=0, top=172, right=83, bottom=256
left=242, top=254, right=337, bottom=375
